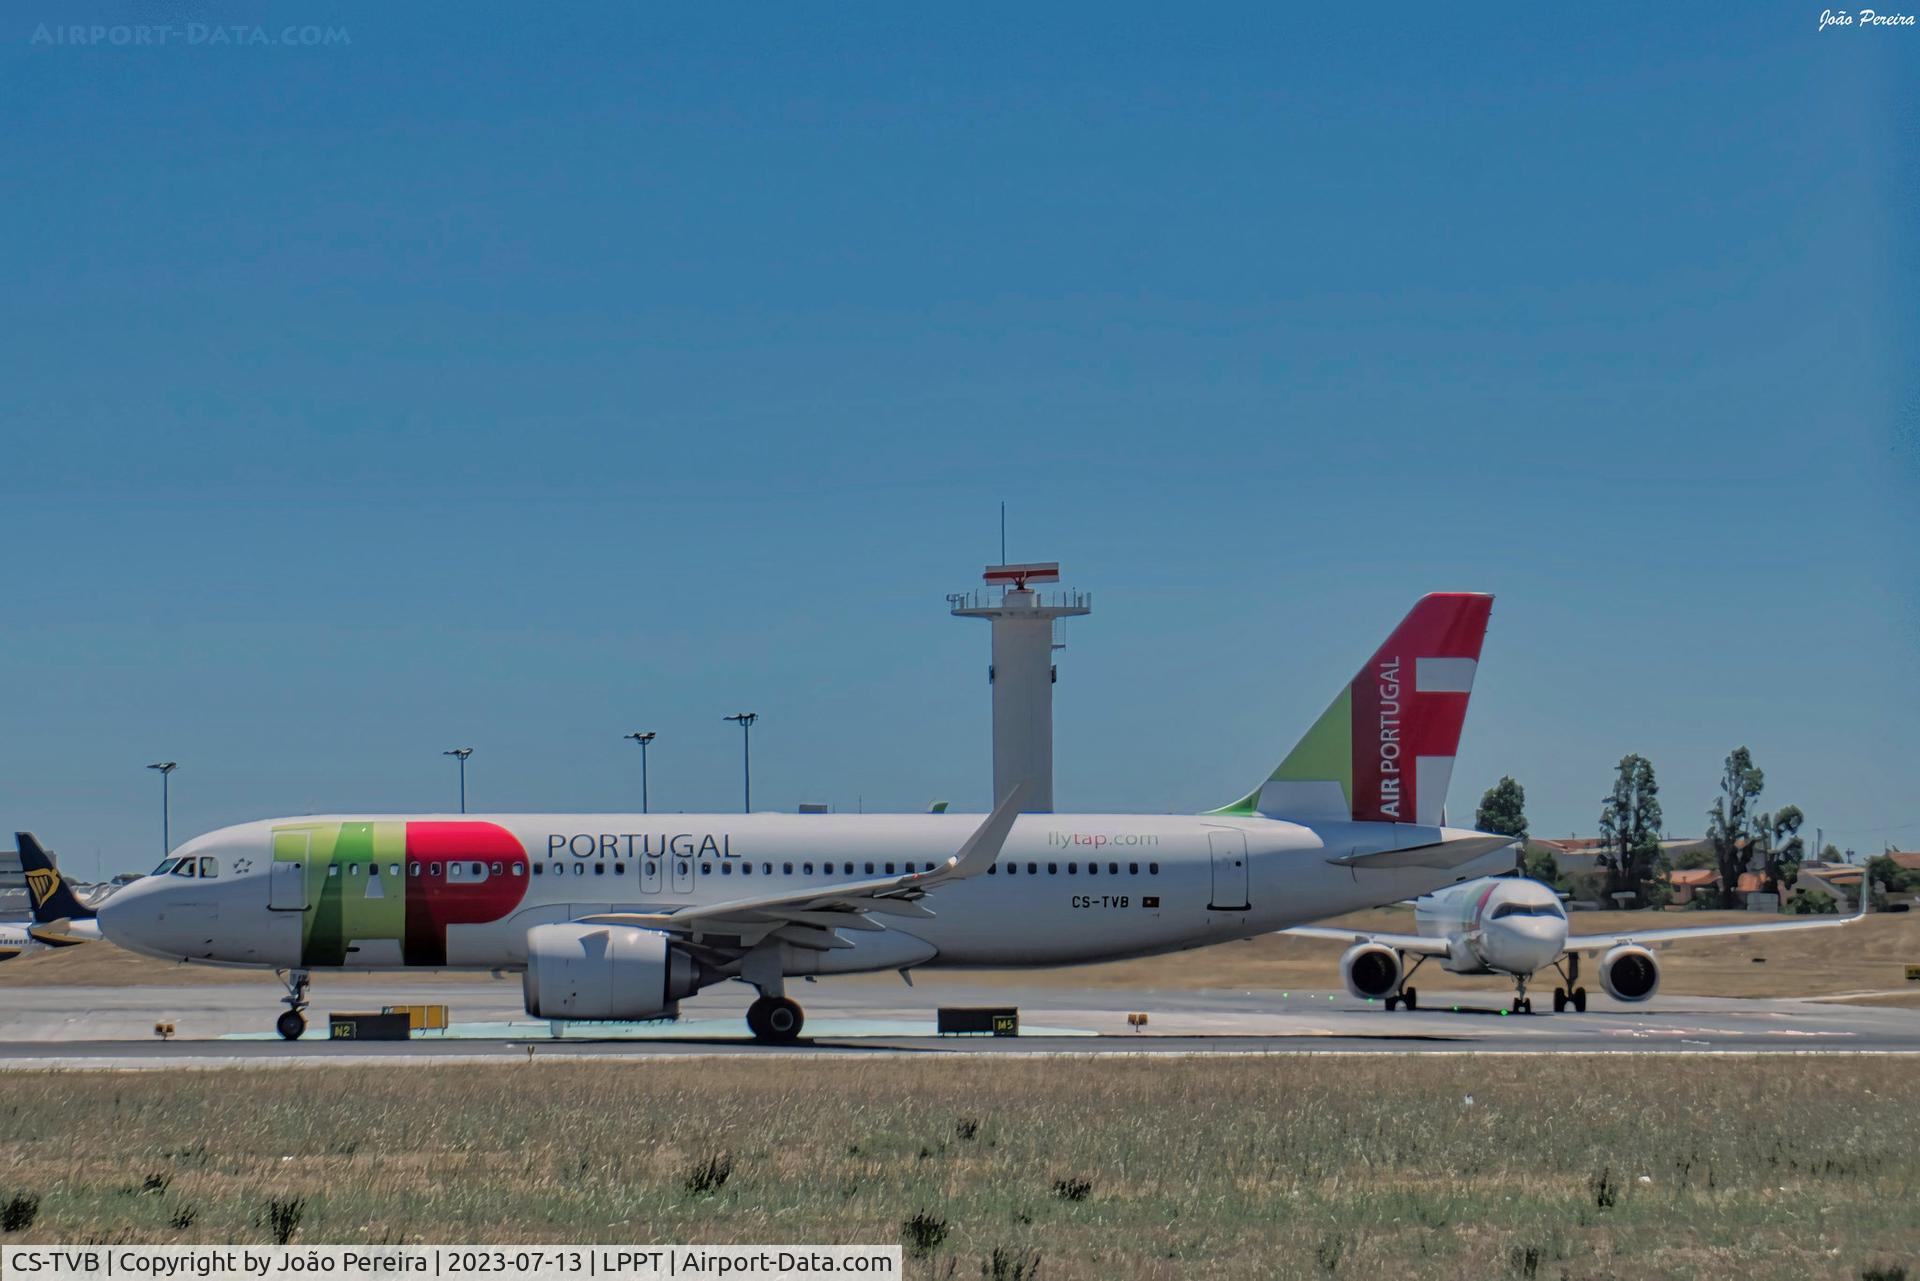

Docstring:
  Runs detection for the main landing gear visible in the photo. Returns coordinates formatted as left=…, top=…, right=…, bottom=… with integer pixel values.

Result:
left=1382, top=953, right=1426, bottom=1012
left=746, top=995, right=805, bottom=1044
left=276, top=969, right=311, bottom=1040
left=1550, top=953, right=1588, bottom=1013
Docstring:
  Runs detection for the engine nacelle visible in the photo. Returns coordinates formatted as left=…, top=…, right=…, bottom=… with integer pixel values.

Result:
left=523, top=923, right=704, bottom=1020
left=1341, top=943, right=1402, bottom=1000
left=1599, top=944, right=1660, bottom=1003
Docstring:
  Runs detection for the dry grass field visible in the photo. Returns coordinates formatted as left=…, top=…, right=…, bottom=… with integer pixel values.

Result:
left=8, top=905, right=1915, bottom=1003
left=0, top=1059, right=1913, bottom=1280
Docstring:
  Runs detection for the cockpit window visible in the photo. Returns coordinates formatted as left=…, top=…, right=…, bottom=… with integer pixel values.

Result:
left=170, top=859, right=197, bottom=878
left=198, top=856, right=219, bottom=878
left=1492, top=901, right=1564, bottom=919
left=152, top=857, right=179, bottom=875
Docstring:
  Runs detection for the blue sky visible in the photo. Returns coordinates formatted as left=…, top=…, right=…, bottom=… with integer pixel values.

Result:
left=2, top=3, right=1913, bottom=878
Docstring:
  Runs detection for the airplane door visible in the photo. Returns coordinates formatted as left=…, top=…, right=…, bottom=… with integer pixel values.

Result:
left=269, top=832, right=309, bottom=911
left=1208, top=830, right=1250, bottom=911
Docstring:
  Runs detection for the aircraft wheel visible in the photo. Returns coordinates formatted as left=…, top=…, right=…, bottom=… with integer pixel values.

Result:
left=1401, top=987, right=1418, bottom=1011
left=745, top=998, right=771, bottom=1040
left=1572, top=987, right=1587, bottom=1013
left=276, top=1010, right=306, bottom=1041
left=1384, top=995, right=1399, bottom=1012
left=1553, top=988, right=1568, bottom=1013
left=760, top=997, right=803, bottom=1043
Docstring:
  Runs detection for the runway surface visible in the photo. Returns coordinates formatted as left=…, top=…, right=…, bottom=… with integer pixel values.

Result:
left=2, top=976, right=1915, bottom=1065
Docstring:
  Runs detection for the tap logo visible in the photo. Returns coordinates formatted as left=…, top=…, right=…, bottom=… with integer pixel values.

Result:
left=25, top=867, right=59, bottom=910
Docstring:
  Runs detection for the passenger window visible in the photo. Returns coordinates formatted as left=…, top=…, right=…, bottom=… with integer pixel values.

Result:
left=490, top=862, right=502, bottom=875
left=865, top=862, right=875, bottom=875
left=532, top=863, right=543, bottom=876
left=1027, top=863, right=1037, bottom=875
left=803, top=862, right=814, bottom=874
left=199, top=857, right=219, bottom=877
left=1109, top=862, right=1118, bottom=875
left=700, top=863, right=711, bottom=875
left=1048, top=863, right=1057, bottom=875
left=572, top=863, right=585, bottom=876
left=762, top=863, right=771, bottom=875
left=1068, top=862, right=1077, bottom=874
left=741, top=863, right=751, bottom=875
left=591, top=863, right=603, bottom=876
left=614, top=863, right=626, bottom=875
left=1005, top=862, right=1016, bottom=875
left=410, top=862, right=422, bottom=876
left=783, top=862, right=793, bottom=875
left=988, top=863, right=998, bottom=875
left=511, top=863, right=523, bottom=876
left=326, top=865, right=338, bottom=878
left=1150, top=862, right=1160, bottom=875
left=349, top=864, right=360, bottom=876
left=1130, top=863, right=1139, bottom=875
left=472, top=862, right=484, bottom=876
left=1087, top=862, right=1097, bottom=875
left=647, top=861, right=658, bottom=876
left=721, top=863, right=732, bottom=874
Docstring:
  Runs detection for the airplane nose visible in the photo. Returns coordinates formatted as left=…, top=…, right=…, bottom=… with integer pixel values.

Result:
left=98, top=880, right=174, bottom=960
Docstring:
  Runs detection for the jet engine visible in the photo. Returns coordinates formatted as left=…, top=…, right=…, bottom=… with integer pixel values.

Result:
left=523, top=923, right=706, bottom=1020
left=1341, top=942, right=1402, bottom=1000
left=1598, top=944, right=1660, bottom=1003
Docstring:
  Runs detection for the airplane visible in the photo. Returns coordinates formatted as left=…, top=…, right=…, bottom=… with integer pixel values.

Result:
left=99, top=592, right=1521, bottom=1042
left=1289, top=872, right=1870, bottom=1013
left=17, top=832, right=104, bottom=946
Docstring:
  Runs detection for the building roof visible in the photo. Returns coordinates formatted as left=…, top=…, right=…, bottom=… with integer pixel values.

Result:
left=1884, top=852, right=1920, bottom=871
left=1667, top=868, right=1718, bottom=888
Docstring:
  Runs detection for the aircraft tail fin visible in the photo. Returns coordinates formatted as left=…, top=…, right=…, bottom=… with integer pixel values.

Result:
left=1210, top=593, right=1494, bottom=825
left=17, top=832, right=97, bottom=922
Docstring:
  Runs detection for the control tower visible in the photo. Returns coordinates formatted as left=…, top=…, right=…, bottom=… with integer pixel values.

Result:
left=948, top=562, right=1091, bottom=813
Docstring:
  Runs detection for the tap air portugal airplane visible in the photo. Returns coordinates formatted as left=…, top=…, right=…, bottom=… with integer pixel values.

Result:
left=101, top=592, right=1521, bottom=1042
left=1290, top=871, right=1869, bottom=1014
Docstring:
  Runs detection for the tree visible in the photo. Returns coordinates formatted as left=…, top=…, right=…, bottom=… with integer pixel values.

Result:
left=1707, top=746, right=1764, bottom=904
left=1751, top=804, right=1805, bottom=896
left=1475, top=776, right=1528, bottom=841
left=1820, top=842, right=1842, bottom=862
left=1597, top=754, right=1663, bottom=904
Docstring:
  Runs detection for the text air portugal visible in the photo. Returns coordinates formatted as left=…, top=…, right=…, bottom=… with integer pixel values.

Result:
left=1348, top=593, right=1491, bottom=824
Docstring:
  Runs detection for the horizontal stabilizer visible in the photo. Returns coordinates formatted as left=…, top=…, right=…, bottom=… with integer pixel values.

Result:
left=1328, top=834, right=1516, bottom=870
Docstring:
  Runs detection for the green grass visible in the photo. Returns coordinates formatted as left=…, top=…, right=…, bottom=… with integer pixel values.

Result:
left=0, top=1057, right=1914, bottom=1279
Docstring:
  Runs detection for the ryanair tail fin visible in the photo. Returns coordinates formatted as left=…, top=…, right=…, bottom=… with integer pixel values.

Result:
left=17, top=832, right=97, bottom=923
left=1210, top=593, right=1494, bottom=825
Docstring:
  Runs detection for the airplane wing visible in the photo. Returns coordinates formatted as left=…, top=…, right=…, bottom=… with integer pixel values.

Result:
left=575, top=781, right=1028, bottom=956
left=1564, top=891, right=1869, bottom=956
left=1282, top=924, right=1453, bottom=956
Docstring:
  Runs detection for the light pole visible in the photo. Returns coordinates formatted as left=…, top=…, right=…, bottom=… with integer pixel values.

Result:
left=723, top=713, right=757, bottom=813
left=443, top=748, right=473, bottom=813
left=146, top=762, right=178, bottom=856
left=623, top=732, right=657, bottom=813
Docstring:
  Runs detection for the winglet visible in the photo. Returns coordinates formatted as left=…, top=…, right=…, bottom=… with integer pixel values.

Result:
left=936, top=780, right=1030, bottom=882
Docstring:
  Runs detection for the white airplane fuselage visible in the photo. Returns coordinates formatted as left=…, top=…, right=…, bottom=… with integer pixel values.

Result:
left=101, top=811, right=1512, bottom=975
left=1409, top=876, right=1569, bottom=977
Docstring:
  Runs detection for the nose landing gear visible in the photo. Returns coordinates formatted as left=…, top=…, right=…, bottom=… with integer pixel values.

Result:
left=276, top=969, right=311, bottom=1040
